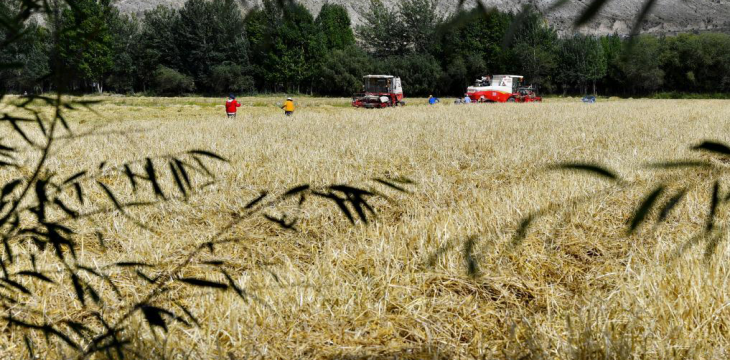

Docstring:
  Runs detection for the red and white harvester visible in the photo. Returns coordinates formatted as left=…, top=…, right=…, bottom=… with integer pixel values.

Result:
left=352, top=75, right=404, bottom=108
left=466, top=75, right=542, bottom=103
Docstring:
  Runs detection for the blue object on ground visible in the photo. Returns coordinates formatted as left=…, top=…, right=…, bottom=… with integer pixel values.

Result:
left=582, top=95, right=596, bottom=103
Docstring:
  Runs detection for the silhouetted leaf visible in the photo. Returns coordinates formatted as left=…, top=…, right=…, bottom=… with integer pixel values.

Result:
left=54, top=199, right=78, bottom=218
left=144, top=158, right=165, bottom=199
left=179, top=277, right=228, bottom=289
left=283, top=184, right=310, bottom=198
left=57, top=113, right=70, bottom=132
left=704, top=232, right=723, bottom=261
left=174, top=302, right=201, bottom=327
left=123, top=164, right=138, bottom=192
left=71, top=274, right=85, bottom=306
left=86, top=283, right=101, bottom=304
left=5, top=317, right=79, bottom=349
left=550, top=163, right=618, bottom=180
left=114, top=261, right=153, bottom=268
left=645, top=161, right=712, bottom=169
left=202, top=260, right=224, bottom=266
left=426, top=242, right=454, bottom=268
left=34, top=113, right=46, bottom=136
left=174, top=159, right=191, bottom=188
left=1, top=179, right=21, bottom=198
left=629, top=0, right=658, bottom=38
left=62, top=320, right=93, bottom=340
left=502, top=4, right=530, bottom=47
left=264, top=214, right=297, bottom=230
left=222, top=270, right=247, bottom=301
left=327, top=185, right=376, bottom=223
left=628, top=185, right=665, bottom=234
left=97, top=182, right=122, bottom=211
left=188, top=150, right=228, bottom=162
left=691, top=141, right=730, bottom=157
left=140, top=305, right=168, bottom=332
left=191, top=155, right=213, bottom=177
left=78, top=265, right=121, bottom=297
left=169, top=161, right=188, bottom=198
left=373, top=178, right=408, bottom=193
left=0, top=278, right=31, bottom=294
left=135, top=270, right=156, bottom=284
left=657, top=188, right=687, bottom=223
left=34, top=178, right=48, bottom=204
left=322, top=194, right=353, bottom=224
left=73, top=182, right=84, bottom=204
left=8, top=119, right=35, bottom=146
left=575, top=0, right=610, bottom=27
left=62, top=171, right=86, bottom=185
left=463, top=236, right=479, bottom=277
left=24, top=335, right=34, bottom=359
left=244, top=191, right=267, bottom=209
left=16, top=271, right=54, bottom=283
left=706, top=181, right=720, bottom=232
left=512, top=214, right=536, bottom=247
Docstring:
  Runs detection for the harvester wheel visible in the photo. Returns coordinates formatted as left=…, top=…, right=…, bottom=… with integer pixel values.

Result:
left=507, top=97, right=516, bottom=103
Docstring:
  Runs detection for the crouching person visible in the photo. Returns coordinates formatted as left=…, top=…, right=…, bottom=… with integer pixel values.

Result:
left=282, top=97, right=295, bottom=116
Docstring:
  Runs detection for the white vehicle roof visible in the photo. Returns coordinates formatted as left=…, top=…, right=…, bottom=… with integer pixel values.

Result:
left=493, top=75, right=523, bottom=78
left=364, top=75, right=396, bottom=79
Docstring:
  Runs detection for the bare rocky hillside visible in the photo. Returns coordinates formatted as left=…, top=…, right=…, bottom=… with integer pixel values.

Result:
left=114, top=0, right=730, bottom=35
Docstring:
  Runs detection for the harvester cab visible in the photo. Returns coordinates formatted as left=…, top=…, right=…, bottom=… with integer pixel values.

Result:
left=352, top=75, right=404, bottom=108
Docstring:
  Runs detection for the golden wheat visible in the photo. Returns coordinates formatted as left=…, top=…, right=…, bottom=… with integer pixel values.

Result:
left=2, top=95, right=730, bottom=359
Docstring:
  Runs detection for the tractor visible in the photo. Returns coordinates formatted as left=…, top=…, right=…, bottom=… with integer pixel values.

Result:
left=466, top=75, right=542, bottom=103
left=352, top=75, right=404, bottom=108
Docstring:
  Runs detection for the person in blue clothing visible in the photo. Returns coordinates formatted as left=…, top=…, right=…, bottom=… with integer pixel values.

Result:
left=428, top=95, right=440, bottom=105
left=463, top=94, right=471, bottom=104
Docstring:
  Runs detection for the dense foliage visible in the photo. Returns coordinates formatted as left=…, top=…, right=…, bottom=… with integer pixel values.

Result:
left=2, top=0, right=730, bottom=96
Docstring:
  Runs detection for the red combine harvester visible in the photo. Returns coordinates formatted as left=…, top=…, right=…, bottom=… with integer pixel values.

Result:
left=466, top=75, right=542, bottom=103
left=352, top=75, right=404, bottom=108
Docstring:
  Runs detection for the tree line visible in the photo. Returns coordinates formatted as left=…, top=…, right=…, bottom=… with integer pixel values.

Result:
left=2, top=0, right=730, bottom=97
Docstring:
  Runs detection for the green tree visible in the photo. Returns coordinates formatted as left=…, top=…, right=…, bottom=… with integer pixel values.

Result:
left=433, top=8, right=512, bottom=94
left=557, top=34, right=606, bottom=94
left=620, top=35, right=664, bottom=94
left=244, top=6, right=275, bottom=90
left=107, top=13, right=140, bottom=93
left=399, top=0, right=442, bottom=53
left=153, top=65, right=195, bottom=94
left=138, top=6, right=180, bottom=91
left=376, top=54, right=443, bottom=96
left=598, top=34, right=625, bottom=95
left=660, top=33, right=730, bottom=93
left=210, top=62, right=255, bottom=94
left=174, top=0, right=252, bottom=93
left=315, top=3, right=355, bottom=50
left=246, top=0, right=325, bottom=93
left=314, top=46, right=372, bottom=95
left=511, top=7, right=558, bottom=92
left=357, top=0, right=407, bottom=57
left=0, top=6, right=49, bottom=94
left=56, top=0, right=115, bottom=93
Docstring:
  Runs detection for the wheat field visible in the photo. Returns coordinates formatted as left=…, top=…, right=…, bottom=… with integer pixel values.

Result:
left=2, top=96, right=730, bottom=359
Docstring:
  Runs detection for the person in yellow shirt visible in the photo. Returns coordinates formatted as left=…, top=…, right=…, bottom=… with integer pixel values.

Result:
left=281, top=97, right=295, bottom=116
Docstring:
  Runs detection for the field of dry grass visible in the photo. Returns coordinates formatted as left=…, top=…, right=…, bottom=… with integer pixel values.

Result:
left=2, top=95, right=730, bottom=359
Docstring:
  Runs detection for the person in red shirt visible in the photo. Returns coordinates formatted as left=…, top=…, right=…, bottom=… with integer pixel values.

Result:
left=226, top=94, right=241, bottom=118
